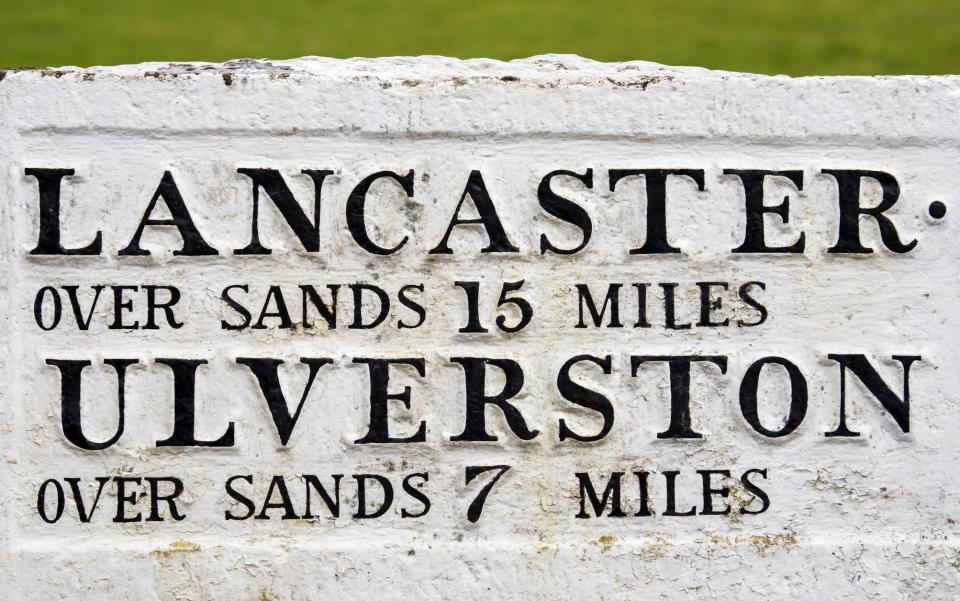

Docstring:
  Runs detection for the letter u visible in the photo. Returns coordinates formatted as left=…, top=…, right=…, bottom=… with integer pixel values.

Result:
left=46, top=358, right=138, bottom=450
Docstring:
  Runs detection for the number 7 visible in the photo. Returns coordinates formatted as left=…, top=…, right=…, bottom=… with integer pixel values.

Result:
left=464, top=465, right=511, bottom=523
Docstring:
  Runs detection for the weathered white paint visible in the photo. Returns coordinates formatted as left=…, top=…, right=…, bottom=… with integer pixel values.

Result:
left=0, top=56, right=959, bottom=600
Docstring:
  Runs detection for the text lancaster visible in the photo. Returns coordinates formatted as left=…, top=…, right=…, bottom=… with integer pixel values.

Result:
left=24, top=167, right=919, bottom=256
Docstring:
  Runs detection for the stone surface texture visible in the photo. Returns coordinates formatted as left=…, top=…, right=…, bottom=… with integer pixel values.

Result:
left=0, top=56, right=958, bottom=600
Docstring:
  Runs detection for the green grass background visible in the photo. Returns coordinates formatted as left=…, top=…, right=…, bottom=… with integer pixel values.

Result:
left=2, top=0, right=958, bottom=75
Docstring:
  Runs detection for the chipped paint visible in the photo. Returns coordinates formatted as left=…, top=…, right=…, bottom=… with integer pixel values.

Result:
left=0, top=55, right=958, bottom=600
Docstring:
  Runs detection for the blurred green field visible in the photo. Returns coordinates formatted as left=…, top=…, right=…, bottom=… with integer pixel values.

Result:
left=2, top=0, right=959, bottom=75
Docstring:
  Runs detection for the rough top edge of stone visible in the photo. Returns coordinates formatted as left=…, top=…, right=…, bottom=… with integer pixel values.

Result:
left=2, top=54, right=956, bottom=83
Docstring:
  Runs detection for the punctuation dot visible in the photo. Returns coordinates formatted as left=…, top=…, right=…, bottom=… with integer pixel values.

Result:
left=929, top=201, right=947, bottom=220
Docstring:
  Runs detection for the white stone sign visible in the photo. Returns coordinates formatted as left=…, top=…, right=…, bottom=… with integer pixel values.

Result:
left=0, top=56, right=958, bottom=599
